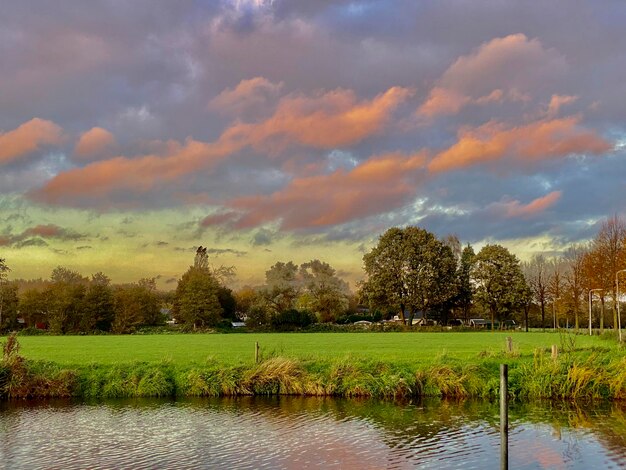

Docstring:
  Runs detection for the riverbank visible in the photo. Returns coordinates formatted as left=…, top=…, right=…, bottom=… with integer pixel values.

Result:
left=2, top=334, right=625, bottom=400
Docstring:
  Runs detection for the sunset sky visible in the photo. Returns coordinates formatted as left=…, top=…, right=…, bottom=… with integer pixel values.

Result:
left=1, top=0, right=625, bottom=289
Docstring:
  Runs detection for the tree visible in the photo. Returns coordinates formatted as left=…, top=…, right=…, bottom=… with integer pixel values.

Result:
left=82, top=272, right=114, bottom=331
left=112, top=280, right=161, bottom=333
left=299, top=259, right=349, bottom=322
left=472, top=245, right=528, bottom=330
left=592, top=215, right=626, bottom=331
left=456, top=244, right=475, bottom=322
left=173, top=267, right=223, bottom=328
left=0, top=258, right=11, bottom=330
left=362, top=227, right=457, bottom=325
left=0, top=283, right=18, bottom=331
left=563, top=245, right=587, bottom=331
left=547, top=257, right=566, bottom=328
left=524, top=254, right=550, bottom=331
left=45, top=267, right=88, bottom=333
left=261, top=261, right=301, bottom=315
left=583, top=240, right=612, bottom=332
left=18, top=289, right=47, bottom=328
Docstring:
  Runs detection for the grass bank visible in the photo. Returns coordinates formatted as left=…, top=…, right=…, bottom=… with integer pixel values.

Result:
left=1, top=333, right=625, bottom=401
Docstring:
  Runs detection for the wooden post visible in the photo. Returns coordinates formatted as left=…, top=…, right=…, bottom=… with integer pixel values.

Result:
left=500, top=364, right=508, bottom=470
left=551, top=344, right=558, bottom=360
left=255, top=341, right=259, bottom=363
left=506, top=336, right=512, bottom=353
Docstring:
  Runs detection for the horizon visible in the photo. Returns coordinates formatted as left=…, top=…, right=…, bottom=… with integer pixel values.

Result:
left=2, top=1, right=625, bottom=289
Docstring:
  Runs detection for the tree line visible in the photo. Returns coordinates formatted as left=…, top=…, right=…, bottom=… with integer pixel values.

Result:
left=1, top=215, right=625, bottom=333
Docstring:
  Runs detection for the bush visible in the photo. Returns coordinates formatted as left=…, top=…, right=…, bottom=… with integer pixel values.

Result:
left=270, top=309, right=317, bottom=331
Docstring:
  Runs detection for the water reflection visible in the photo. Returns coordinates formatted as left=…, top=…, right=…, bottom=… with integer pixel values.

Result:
left=1, top=397, right=625, bottom=469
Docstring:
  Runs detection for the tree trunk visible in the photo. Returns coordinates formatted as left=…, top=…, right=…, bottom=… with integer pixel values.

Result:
left=541, top=301, right=545, bottom=332
left=574, top=297, right=579, bottom=332
left=524, top=305, right=529, bottom=332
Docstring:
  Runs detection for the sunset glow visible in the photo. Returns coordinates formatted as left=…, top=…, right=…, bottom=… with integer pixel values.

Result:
left=1, top=1, right=625, bottom=288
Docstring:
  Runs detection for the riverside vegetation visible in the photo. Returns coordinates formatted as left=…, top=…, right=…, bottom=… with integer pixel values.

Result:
left=1, top=331, right=625, bottom=401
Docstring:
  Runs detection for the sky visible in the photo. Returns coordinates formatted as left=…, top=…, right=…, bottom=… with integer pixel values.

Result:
left=1, top=0, right=626, bottom=289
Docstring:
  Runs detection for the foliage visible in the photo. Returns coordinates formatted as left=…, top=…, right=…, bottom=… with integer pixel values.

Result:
left=298, top=260, right=349, bottom=322
left=472, top=244, right=528, bottom=329
left=270, top=309, right=317, bottom=331
left=112, top=280, right=162, bottom=334
left=173, top=267, right=223, bottom=328
left=361, top=226, right=458, bottom=325
left=260, top=261, right=301, bottom=314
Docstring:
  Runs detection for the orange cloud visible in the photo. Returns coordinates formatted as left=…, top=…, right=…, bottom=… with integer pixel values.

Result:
left=209, top=77, right=283, bottom=115
left=31, top=86, right=412, bottom=206
left=74, top=127, right=117, bottom=160
left=200, top=212, right=239, bottom=227
left=0, top=118, right=64, bottom=165
left=428, top=116, right=611, bottom=172
left=221, top=86, right=413, bottom=153
left=226, top=152, right=427, bottom=230
left=495, top=191, right=562, bottom=218
left=30, top=138, right=234, bottom=206
left=546, top=94, right=578, bottom=117
left=418, top=34, right=566, bottom=118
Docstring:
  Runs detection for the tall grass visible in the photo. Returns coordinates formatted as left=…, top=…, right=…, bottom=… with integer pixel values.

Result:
left=2, top=334, right=625, bottom=401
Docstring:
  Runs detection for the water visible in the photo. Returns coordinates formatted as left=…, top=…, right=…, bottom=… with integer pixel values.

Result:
left=1, top=397, right=625, bottom=469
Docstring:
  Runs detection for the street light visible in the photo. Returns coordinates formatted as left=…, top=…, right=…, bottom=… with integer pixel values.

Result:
left=616, top=270, right=626, bottom=343
left=553, top=296, right=561, bottom=330
left=589, top=289, right=603, bottom=336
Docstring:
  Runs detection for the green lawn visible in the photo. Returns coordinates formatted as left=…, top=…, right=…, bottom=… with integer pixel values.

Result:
left=9, top=331, right=618, bottom=367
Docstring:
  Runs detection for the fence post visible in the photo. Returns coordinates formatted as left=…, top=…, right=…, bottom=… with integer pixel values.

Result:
left=551, top=344, right=558, bottom=360
left=506, top=336, right=513, bottom=353
left=500, top=363, right=508, bottom=470
left=255, top=341, right=259, bottom=363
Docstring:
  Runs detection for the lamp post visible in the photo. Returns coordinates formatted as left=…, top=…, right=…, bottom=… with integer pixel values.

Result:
left=552, top=296, right=561, bottom=330
left=588, top=289, right=603, bottom=336
left=616, top=270, right=626, bottom=343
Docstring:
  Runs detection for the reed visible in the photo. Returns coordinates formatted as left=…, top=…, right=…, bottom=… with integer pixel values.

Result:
left=2, top=334, right=625, bottom=401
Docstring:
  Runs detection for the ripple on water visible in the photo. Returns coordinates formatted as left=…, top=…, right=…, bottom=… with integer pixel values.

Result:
left=1, top=398, right=625, bottom=469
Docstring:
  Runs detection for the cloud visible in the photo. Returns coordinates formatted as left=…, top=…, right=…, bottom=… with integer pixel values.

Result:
left=0, top=224, right=87, bottom=249
left=29, top=139, right=229, bottom=208
left=492, top=191, right=562, bottom=218
left=218, top=151, right=427, bottom=230
left=29, top=86, right=411, bottom=208
left=205, top=247, right=247, bottom=257
left=0, top=118, right=64, bottom=165
left=546, top=95, right=578, bottom=117
left=417, top=34, right=566, bottom=118
left=428, top=116, right=611, bottom=172
left=222, top=86, right=412, bottom=153
left=209, top=77, right=283, bottom=116
left=200, top=212, right=240, bottom=227
left=74, top=127, right=117, bottom=161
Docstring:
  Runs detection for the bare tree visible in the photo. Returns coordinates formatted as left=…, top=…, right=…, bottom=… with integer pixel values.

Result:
left=524, top=254, right=550, bottom=331
left=563, top=245, right=587, bottom=331
left=591, top=215, right=626, bottom=330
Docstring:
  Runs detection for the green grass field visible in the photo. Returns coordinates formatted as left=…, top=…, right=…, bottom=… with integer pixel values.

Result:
left=10, top=331, right=618, bottom=366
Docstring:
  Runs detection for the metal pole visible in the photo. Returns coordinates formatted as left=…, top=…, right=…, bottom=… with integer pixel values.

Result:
left=589, top=290, right=592, bottom=336
left=500, top=364, right=508, bottom=470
